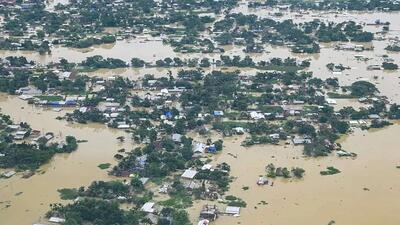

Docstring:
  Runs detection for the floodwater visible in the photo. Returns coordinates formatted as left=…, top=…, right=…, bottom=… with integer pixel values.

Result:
left=188, top=126, right=400, bottom=225
left=0, top=95, right=134, bottom=225
left=1, top=4, right=400, bottom=225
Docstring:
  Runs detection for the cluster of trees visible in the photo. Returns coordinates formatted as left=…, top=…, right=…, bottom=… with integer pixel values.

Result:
left=80, top=55, right=128, bottom=69
left=316, top=21, right=373, bottom=42
left=320, top=166, right=341, bottom=176
left=0, top=71, right=30, bottom=93
left=0, top=38, right=51, bottom=54
left=65, top=35, right=116, bottom=48
left=385, top=44, right=400, bottom=52
left=266, top=163, right=305, bottom=178
left=382, top=62, right=398, bottom=70
left=130, top=56, right=310, bottom=71
left=48, top=197, right=191, bottom=225
left=31, top=72, right=87, bottom=94
left=0, top=134, right=78, bottom=170
left=349, top=81, right=378, bottom=97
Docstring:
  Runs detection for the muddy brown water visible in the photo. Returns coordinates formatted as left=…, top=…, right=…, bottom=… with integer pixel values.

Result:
left=0, top=6, right=400, bottom=225
left=0, top=94, right=134, bottom=225
left=188, top=126, right=400, bottom=225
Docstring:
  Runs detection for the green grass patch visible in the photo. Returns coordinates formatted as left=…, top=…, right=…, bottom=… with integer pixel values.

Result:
left=37, top=95, right=64, bottom=101
left=258, top=105, right=284, bottom=114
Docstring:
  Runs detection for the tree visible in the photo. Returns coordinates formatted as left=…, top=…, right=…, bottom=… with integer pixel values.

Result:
left=292, top=167, right=305, bottom=178
left=330, top=120, right=349, bottom=134
left=130, top=177, right=144, bottom=192
left=131, top=58, right=145, bottom=67
left=350, top=81, right=377, bottom=97
left=382, top=62, right=398, bottom=70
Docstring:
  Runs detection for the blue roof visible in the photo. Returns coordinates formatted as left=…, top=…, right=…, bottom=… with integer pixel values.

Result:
left=165, top=111, right=173, bottom=118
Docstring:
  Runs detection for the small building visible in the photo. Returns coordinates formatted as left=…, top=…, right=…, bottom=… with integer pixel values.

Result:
left=48, top=217, right=65, bottom=223
left=201, top=164, right=213, bottom=171
left=269, top=133, right=280, bottom=139
left=225, top=206, right=240, bottom=215
left=292, top=137, right=312, bottom=145
left=60, top=71, right=72, bottom=79
left=117, top=124, right=130, bottom=129
left=292, top=100, right=305, bottom=105
left=172, top=133, right=182, bottom=143
left=213, top=111, right=224, bottom=117
left=193, top=142, right=206, bottom=154
left=14, top=130, right=28, bottom=140
left=257, top=176, right=268, bottom=185
left=326, top=98, right=337, bottom=105
left=199, top=205, right=218, bottom=221
left=367, top=65, right=382, bottom=70
left=141, top=202, right=156, bottom=213
left=249, top=111, right=265, bottom=120
left=181, top=169, right=198, bottom=180
left=139, top=177, right=149, bottom=185
left=198, top=219, right=210, bottom=225
left=232, top=127, right=245, bottom=134
left=2, top=170, right=16, bottom=178
left=368, top=114, right=381, bottom=119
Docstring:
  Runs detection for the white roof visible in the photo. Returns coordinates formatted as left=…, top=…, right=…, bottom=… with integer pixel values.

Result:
left=79, top=107, right=87, bottom=113
left=48, top=217, right=65, bottom=223
left=19, top=95, right=33, bottom=100
left=117, top=124, right=130, bottom=129
left=201, top=164, right=213, bottom=170
left=181, top=169, right=197, bottom=179
left=198, top=219, right=210, bottom=225
left=3, top=171, right=16, bottom=178
left=225, top=206, right=240, bottom=215
left=326, top=99, right=337, bottom=105
left=193, top=142, right=206, bottom=153
left=61, top=71, right=71, bottom=78
left=141, top=202, right=155, bottom=213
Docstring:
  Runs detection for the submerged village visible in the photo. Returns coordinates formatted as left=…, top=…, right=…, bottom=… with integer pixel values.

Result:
left=1, top=0, right=400, bottom=225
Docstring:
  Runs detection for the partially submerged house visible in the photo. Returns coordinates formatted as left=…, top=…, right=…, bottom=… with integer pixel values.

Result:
left=181, top=168, right=200, bottom=189
left=48, top=217, right=65, bottom=223
left=199, top=205, right=218, bottom=221
left=225, top=206, right=240, bottom=216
